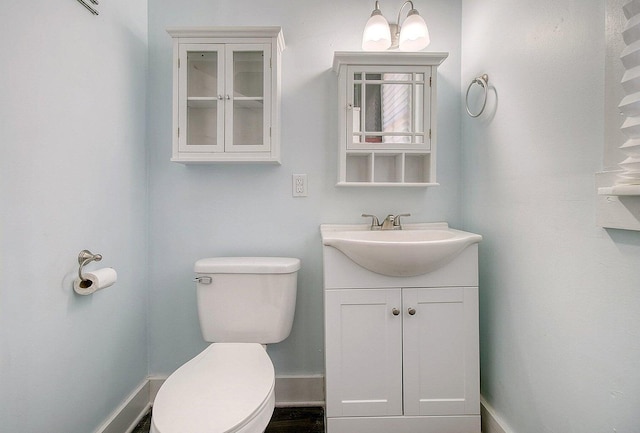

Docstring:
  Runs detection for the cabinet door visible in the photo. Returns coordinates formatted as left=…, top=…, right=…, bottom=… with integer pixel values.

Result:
left=325, top=289, right=403, bottom=417
left=178, top=43, right=225, bottom=153
left=402, top=287, right=480, bottom=416
left=346, top=65, right=432, bottom=151
left=224, top=44, right=271, bottom=153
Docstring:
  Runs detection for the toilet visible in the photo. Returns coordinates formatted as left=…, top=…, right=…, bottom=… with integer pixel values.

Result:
left=150, top=257, right=300, bottom=433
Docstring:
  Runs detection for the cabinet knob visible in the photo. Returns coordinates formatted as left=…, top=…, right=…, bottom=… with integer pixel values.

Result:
left=408, top=307, right=416, bottom=316
left=226, top=94, right=231, bottom=100
left=347, top=103, right=353, bottom=110
left=392, top=308, right=400, bottom=316
left=217, top=94, right=223, bottom=100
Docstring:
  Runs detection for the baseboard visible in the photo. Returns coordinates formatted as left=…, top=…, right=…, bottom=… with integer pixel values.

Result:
left=94, top=380, right=152, bottom=433
left=148, top=375, right=325, bottom=407
left=274, top=375, right=325, bottom=407
left=148, top=376, right=167, bottom=404
left=480, top=396, right=512, bottom=433
left=98, top=380, right=514, bottom=433
left=96, top=375, right=325, bottom=432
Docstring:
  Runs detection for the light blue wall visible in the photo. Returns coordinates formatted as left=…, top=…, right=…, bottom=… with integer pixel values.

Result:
left=461, top=1, right=640, bottom=432
left=0, top=1, right=148, bottom=432
left=147, top=0, right=463, bottom=375
left=8, top=2, right=635, bottom=432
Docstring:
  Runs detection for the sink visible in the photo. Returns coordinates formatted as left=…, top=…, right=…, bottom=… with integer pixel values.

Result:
left=321, top=223, right=482, bottom=277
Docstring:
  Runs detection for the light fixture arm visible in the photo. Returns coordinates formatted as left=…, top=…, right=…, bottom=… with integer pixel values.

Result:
left=389, top=1, right=418, bottom=49
left=395, top=1, right=415, bottom=34
left=371, top=0, right=383, bottom=16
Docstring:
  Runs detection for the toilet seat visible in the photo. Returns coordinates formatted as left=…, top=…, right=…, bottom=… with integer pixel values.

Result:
left=151, top=343, right=275, bottom=433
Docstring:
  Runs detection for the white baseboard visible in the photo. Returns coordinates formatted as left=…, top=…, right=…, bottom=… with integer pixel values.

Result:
left=96, top=375, right=325, bottom=433
left=480, top=396, right=512, bottom=433
left=148, top=376, right=167, bottom=404
left=148, top=375, right=325, bottom=407
left=94, top=380, right=152, bottom=433
left=100, top=379, right=516, bottom=433
left=274, top=375, right=325, bottom=407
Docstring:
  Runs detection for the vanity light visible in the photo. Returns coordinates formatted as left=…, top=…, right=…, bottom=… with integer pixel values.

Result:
left=362, top=0, right=430, bottom=51
left=362, top=1, right=392, bottom=50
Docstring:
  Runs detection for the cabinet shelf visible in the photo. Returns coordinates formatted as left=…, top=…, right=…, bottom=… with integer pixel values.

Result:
left=234, top=98, right=264, bottom=109
left=187, top=97, right=218, bottom=108
left=343, top=151, right=433, bottom=185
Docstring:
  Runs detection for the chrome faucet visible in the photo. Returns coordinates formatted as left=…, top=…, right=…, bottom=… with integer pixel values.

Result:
left=362, top=213, right=411, bottom=230
left=381, top=214, right=396, bottom=230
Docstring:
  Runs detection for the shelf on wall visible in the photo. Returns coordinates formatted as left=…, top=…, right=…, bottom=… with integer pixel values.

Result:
left=597, top=184, right=640, bottom=196
left=596, top=171, right=640, bottom=231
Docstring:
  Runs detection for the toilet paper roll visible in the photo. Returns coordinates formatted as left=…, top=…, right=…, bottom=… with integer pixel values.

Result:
left=73, top=267, right=117, bottom=295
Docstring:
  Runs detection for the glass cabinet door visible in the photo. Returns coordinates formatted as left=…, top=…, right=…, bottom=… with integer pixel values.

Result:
left=347, top=66, right=431, bottom=150
left=178, top=44, right=225, bottom=153
left=224, top=44, right=271, bottom=152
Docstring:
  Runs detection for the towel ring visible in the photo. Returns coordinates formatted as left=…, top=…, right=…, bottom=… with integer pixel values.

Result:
left=466, top=74, right=489, bottom=118
left=78, top=250, right=102, bottom=282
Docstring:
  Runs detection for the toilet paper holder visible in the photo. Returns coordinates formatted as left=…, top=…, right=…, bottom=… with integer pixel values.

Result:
left=78, top=250, right=102, bottom=282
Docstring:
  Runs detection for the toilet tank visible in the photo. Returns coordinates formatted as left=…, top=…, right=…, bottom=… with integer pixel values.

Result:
left=194, top=257, right=300, bottom=344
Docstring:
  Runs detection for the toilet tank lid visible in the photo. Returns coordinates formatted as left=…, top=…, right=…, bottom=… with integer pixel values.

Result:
left=194, top=257, right=301, bottom=274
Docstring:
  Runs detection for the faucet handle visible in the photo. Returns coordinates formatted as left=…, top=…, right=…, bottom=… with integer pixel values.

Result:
left=361, top=213, right=380, bottom=230
left=394, top=213, right=411, bottom=229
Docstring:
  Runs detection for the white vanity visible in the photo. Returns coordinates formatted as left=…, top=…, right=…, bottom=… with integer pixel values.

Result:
left=321, top=223, right=482, bottom=433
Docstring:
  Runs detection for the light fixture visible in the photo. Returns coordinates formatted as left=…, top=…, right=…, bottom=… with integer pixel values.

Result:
left=362, top=1, right=430, bottom=52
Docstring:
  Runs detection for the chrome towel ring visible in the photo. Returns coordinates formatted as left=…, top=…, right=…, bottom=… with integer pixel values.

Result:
left=465, top=74, right=489, bottom=118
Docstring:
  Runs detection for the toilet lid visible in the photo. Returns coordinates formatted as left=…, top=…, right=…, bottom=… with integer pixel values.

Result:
left=152, top=343, right=275, bottom=433
left=194, top=257, right=300, bottom=274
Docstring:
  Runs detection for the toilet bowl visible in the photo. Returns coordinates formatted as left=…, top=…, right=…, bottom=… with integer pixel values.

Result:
left=151, top=343, right=275, bottom=433
left=150, top=257, right=300, bottom=433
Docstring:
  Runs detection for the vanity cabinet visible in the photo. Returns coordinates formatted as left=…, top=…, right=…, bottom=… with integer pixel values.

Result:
left=167, top=27, right=284, bottom=163
left=322, top=227, right=480, bottom=433
left=325, top=287, right=479, bottom=419
left=333, top=52, right=448, bottom=186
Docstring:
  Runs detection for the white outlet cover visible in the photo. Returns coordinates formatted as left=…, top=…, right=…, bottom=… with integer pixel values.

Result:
left=292, top=174, right=308, bottom=197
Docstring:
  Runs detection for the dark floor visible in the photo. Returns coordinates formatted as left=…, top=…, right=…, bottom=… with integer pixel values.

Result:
left=132, top=406, right=324, bottom=433
left=132, top=411, right=152, bottom=433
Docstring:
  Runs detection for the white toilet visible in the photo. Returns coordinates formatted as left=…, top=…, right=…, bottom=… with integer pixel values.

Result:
left=151, top=257, right=300, bottom=433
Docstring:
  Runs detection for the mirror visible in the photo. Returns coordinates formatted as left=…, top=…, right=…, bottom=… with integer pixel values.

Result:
left=351, top=72, right=426, bottom=145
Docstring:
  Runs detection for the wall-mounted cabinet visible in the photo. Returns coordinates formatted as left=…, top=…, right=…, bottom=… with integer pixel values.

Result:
left=167, top=27, right=284, bottom=163
left=333, top=52, right=448, bottom=186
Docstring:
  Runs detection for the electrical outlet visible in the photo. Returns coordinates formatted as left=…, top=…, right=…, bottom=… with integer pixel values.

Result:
left=292, top=174, right=308, bottom=197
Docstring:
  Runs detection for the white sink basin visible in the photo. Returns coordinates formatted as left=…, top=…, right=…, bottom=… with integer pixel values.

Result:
left=321, top=223, right=482, bottom=277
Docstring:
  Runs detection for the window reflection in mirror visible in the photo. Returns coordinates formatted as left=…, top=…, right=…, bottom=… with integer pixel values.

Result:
left=351, top=72, right=424, bottom=145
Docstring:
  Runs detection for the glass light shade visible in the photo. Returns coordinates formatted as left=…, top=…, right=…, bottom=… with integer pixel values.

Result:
left=399, top=11, right=430, bottom=51
left=362, top=12, right=392, bottom=51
